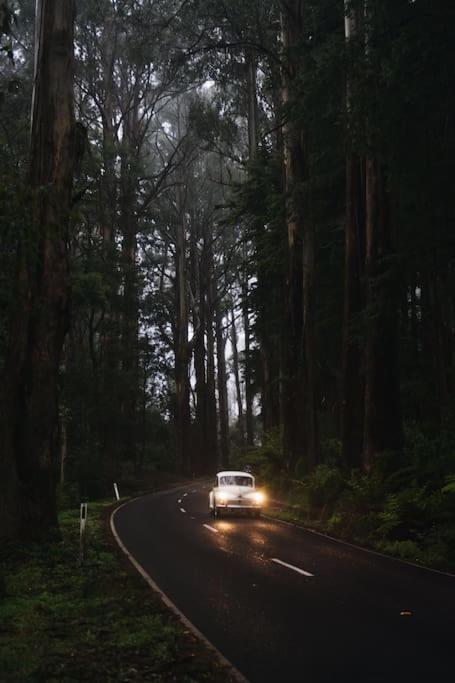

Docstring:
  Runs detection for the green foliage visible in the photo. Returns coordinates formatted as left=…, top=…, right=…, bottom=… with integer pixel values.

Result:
left=304, top=464, right=345, bottom=508
left=233, top=428, right=285, bottom=482
left=0, top=501, right=235, bottom=682
left=260, top=424, right=455, bottom=570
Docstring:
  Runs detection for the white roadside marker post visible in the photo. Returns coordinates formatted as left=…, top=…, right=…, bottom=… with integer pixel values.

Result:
left=79, top=503, right=88, bottom=566
left=113, top=483, right=120, bottom=501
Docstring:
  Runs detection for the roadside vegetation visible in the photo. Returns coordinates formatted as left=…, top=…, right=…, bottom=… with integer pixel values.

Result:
left=0, top=497, right=238, bottom=682
left=241, top=428, right=455, bottom=573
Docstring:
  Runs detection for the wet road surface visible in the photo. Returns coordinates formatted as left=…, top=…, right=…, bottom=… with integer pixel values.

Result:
left=112, top=484, right=454, bottom=683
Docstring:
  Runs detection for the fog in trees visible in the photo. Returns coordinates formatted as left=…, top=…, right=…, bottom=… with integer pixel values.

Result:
left=1, top=0, right=455, bottom=550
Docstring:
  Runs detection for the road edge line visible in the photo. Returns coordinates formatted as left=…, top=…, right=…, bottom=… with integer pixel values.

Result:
left=263, top=512, right=455, bottom=579
left=110, top=499, right=251, bottom=683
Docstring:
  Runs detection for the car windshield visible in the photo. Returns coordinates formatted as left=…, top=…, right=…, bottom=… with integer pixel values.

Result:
left=219, top=475, right=253, bottom=487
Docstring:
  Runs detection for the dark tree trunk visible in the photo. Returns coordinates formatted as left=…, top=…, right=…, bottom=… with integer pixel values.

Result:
left=98, top=8, right=121, bottom=475
left=242, top=273, right=254, bottom=448
left=175, top=182, right=191, bottom=475
left=191, top=221, right=206, bottom=475
left=1, top=0, right=75, bottom=540
left=281, top=1, right=309, bottom=471
left=215, top=302, right=229, bottom=469
left=341, top=154, right=366, bottom=469
left=302, top=195, right=319, bottom=469
left=120, top=165, right=138, bottom=470
left=205, top=237, right=218, bottom=472
left=341, top=3, right=366, bottom=470
left=230, top=306, right=245, bottom=448
left=363, top=160, right=402, bottom=468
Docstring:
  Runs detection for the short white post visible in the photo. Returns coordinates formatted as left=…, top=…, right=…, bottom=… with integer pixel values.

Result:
left=113, top=483, right=120, bottom=501
left=79, top=502, right=88, bottom=566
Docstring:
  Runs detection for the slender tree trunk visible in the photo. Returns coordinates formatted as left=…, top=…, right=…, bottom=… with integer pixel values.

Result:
left=302, top=194, right=319, bottom=469
left=246, top=55, right=258, bottom=161
left=230, top=306, right=245, bottom=448
left=281, top=2, right=307, bottom=471
left=363, top=159, right=402, bottom=467
left=98, top=8, right=121, bottom=473
left=205, top=236, right=218, bottom=472
left=341, top=3, right=365, bottom=469
left=175, top=183, right=191, bottom=475
left=242, top=272, right=254, bottom=447
left=191, top=219, right=206, bottom=475
left=100, top=8, right=116, bottom=245
left=247, top=53, right=280, bottom=437
left=215, top=301, right=229, bottom=468
left=1, top=0, right=75, bottom=540
left=119, top=99, right=139, bottom=473
left=60, top=416, right=68, bottom=485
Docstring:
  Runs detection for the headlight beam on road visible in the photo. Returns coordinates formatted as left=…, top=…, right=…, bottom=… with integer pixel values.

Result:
left=203, top=524, right=219, bottom=534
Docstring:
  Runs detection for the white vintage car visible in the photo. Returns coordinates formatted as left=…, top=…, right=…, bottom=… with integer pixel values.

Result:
left=209, top=470, right=265, bottom=518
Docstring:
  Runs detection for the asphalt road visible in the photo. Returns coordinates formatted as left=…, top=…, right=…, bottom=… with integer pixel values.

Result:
left=112, top=484, right=454, bottom=683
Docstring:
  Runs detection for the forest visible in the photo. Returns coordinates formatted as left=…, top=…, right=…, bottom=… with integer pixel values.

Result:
left=1, top=0, right=455, bottom=570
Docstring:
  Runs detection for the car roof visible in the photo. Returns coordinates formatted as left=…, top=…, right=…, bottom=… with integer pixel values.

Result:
left=216, top=471, right=254, bottom=477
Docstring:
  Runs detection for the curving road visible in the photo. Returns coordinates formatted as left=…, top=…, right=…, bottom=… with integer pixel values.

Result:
left=112, top=484, right=454, bottom=683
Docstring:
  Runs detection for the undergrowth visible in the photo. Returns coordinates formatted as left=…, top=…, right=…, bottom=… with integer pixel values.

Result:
left=236, top=426, right=455, bottom=572
left=0, top=501, right=235, bottom=682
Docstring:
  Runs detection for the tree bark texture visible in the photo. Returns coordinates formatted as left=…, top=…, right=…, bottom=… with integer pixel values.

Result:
left=230, top=306, right=245, bottom=448
left=1, top=0, right=75, bottom=540
left=215, top=301, right=230, bottom=469
left=281, top=0, right=319, bottom=471
left=204, top=236, right=218, bottom=472
left=341, top=154, right=365, bottom=469
left=119, top=107, right=139, bottom=471
left=341, top=4, right=366, bottom=470
left=174, top=180, right=191, bottom=475
left=363, top=159, right=402, bottom=468
left=242, top=272, right=254, bottom=448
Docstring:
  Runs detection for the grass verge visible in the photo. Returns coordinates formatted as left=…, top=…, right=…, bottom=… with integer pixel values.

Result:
left=0, top=500, right=237, bottom=682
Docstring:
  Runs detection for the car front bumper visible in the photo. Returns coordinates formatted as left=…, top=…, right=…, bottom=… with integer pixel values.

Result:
left=216, top=502, right=262, bottom=509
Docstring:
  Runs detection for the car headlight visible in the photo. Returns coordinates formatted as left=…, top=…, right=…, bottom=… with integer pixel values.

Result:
left=216, top=491, right=232, bottom=504
left=253, top=491, right=265, bottom=505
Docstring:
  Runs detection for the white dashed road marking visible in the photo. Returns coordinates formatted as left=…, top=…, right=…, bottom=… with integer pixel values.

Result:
left=203, top=524, right=219, bottom=534
left=180, top=508, right=186, bottom=513
left=271, top=558, right=314, bottom=577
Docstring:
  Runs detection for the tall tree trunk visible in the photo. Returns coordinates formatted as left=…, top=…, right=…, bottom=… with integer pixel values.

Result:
left=175, top=184, right=191, bottom=475
left=98, top=13, right=121, bottom=477
left=230, top=306, right=245, bottom=449
left=119, top=95, right=139, bottom=473
left=363, top=159, right=402, bottom=468
left=1, top=0, right=75, bottom=540
left=205, top=235, right=218, bottom=472
left=302, top=190, right=319, bottom=469
left=341, top=2, right=365, bottom=469
left=362, top=0, right=402, bottom=468
left=280, top=1, right=307, bottom=471
left=246, top=54, right=258, bottom=161
left=215, top=300, right=229, bottom=468
left=191, top=219, right=206, bottom=475
left=242, top=271, right=254, bottom=447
